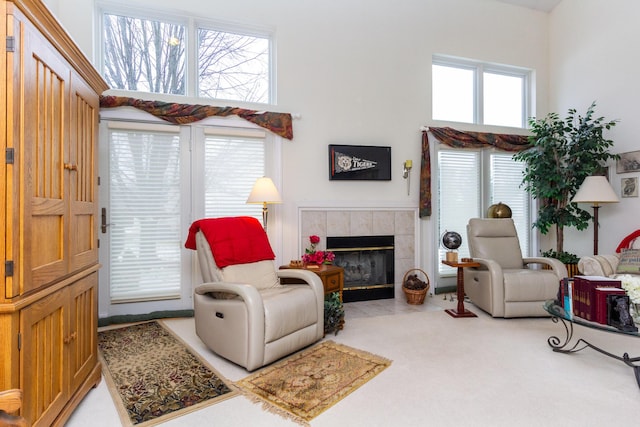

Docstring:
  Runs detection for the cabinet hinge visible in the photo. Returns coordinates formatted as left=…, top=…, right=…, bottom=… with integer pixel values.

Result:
left=6, top=36, right=15, bottom=52
left=5, top=260, right=14, bottom=277
left=6, top=148, right=15, bottom=164
left=17, top=332, right=21, bottom=351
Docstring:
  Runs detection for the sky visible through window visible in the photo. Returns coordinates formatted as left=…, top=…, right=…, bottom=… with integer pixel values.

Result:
left=432, top=62, right=527, bottom=128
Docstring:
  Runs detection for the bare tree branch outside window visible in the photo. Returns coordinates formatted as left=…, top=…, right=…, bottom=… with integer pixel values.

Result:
left=104, top=13, right=186, bottom=95
left=198, top=29, right=269, bottom=103
left=103, top=11, right=270, bottom=103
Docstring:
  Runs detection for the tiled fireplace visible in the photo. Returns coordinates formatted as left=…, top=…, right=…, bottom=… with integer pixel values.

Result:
left=299, top=207, right=418, bottom=300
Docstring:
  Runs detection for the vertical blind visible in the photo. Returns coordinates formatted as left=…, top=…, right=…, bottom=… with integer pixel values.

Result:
left=108, top=127, right=182, bottom=302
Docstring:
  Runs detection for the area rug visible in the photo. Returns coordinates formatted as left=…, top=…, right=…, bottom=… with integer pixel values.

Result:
left=236, top=340, right=391, bottom=425
left=98, top=320, right=237, bottom=427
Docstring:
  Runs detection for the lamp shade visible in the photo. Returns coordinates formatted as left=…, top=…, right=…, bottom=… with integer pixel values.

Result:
left=571, top=176, right=619, bottom=204
left=246, top=177, right=282, bottom=204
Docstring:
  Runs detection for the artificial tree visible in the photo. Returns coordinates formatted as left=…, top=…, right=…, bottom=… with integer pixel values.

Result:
left=513, top=102, right=618, bottom=257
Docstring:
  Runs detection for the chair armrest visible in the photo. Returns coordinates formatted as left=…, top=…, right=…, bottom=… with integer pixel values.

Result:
left=523, top=257, right=568, bottom=279
left=277, top=269, right=325, bottom=299
left=469, top=258, right=503, bottom=273
left=578, top=254, right=620, bottom=277
left=195, top=282, right=262, bottom=304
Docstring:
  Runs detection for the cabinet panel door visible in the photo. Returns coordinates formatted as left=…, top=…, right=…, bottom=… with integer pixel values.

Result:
left=18, top=12, right=71, bottom=292
left=68, top=73, right=99, bottom=273
left=20, top=288, right=67, bottom=427
left=68, top=272, right=98, bottom=391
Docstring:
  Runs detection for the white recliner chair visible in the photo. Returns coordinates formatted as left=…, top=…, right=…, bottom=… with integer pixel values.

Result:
left=464, top=218, right=568, bottom=318
left=186, top=217, right=324, bottom=371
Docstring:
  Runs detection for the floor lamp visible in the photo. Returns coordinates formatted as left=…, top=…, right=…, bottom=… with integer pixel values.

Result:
left=246, top=177, right=282, bottom=232
left=571, top=175, right=619, bottom=255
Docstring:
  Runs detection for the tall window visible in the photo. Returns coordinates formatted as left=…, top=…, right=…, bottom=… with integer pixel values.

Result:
left=102, top=120, right=270, bottom=308
left=437, top=148, right=530, bottom=276
left=432, top=55, right=530, bottom=128
left=100, top=5, right=271, bottom=103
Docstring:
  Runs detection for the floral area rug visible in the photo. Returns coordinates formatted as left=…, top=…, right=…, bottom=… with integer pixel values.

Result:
left=236, top=340, right=391, bottom=425
left=98, top=320, right=237, bottom=427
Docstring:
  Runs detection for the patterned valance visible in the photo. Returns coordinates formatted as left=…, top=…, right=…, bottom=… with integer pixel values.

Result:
left=100, top=96, right=294, bottom=140
left=419, top=127, right=531, bottom=218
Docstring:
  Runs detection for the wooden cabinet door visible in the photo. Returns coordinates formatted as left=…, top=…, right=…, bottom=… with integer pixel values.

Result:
left=67, top=272, right=98, bottom=392
left=15, top=10, right=71, bottom=293
left=20, top=288, right=68, bottom=427
left=68, top=72, right=100, bottom=273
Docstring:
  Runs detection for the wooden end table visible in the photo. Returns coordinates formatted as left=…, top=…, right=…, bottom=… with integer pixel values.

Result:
left=279, top=264, right=344, bottom=302
left=441, top=260, right=480, bottom=318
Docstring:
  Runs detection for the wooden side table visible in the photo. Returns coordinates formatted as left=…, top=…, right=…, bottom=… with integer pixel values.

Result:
left=280, top=264, right=344, bottom=301
left=441, top=260, right=480, bottom=318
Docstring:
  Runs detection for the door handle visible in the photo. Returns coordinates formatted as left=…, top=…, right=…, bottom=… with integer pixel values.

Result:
left=101, top=207, right=114, bottom=233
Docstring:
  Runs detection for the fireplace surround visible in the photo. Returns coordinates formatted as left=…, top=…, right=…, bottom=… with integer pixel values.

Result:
left=299, top=207, right=418, bottom=301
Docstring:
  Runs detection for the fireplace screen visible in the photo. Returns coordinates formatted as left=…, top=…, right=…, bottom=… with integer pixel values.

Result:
left=327, top=235, right=394, bottom=302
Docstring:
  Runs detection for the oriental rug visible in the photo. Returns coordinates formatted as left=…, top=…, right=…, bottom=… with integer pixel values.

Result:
left=236, top=340, right=391, bottom=425
left=98, top=321, right=237, bottom=427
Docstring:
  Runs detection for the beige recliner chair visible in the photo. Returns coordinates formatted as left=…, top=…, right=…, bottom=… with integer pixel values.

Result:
left=464, top=218, right=568, bottom=318
left=187, top=217, right=324, bottom=371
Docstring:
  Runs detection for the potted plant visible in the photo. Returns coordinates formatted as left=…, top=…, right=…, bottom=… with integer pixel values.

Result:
left=324, top=292, right=344, bottom=335
left=513, top=102, right=618, bottom=271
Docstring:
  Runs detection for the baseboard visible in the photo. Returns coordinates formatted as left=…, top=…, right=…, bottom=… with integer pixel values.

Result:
left=434, top=285, right=456, bottom=294
left=98, top=310, right=194, bottom=327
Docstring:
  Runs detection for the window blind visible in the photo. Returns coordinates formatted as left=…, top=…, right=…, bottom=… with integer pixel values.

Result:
left=438, top=150, right=480, bottom=274
left=490, top=153, right=530, bottom=255
left=204, top=130, right=265, bottom=221
left=108, top=127, right=182, bottom=302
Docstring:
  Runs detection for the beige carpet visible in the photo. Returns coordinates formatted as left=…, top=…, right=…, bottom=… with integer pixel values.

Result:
left=69, top=297, right=640, bottom=426
left=98, top=321, right=238, bottom=426
left=236, top=341, right=391, bottom=425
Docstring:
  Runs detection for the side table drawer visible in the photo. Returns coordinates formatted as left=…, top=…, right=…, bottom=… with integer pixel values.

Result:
left=323, top=272, right=342, bottom=294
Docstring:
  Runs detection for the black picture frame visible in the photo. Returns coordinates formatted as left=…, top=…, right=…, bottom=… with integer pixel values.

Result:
left=329, top=144, right=391, bottom=181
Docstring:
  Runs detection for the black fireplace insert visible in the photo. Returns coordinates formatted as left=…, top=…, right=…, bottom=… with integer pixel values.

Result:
left=326, top=235, right=394, bottom=302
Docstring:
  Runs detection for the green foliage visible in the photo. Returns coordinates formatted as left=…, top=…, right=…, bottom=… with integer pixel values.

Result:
left=540, top=249, right=579, bottom=264
left=513, top=102, right=619, bottom=253
left=324, top=292, right=344, bottom=336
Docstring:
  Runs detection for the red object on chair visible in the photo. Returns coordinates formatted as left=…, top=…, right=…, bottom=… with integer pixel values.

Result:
left=185, top=217, right=275, bottom=268
left=615, top=229, right=640, bottom=253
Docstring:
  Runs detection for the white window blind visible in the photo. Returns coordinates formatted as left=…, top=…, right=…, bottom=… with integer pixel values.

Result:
left=204, top=128, right=265, bottom=221
left=438, top=148, right=530, bottom=275
left=108, top=126, right=182, bottom=302
left=438, top=150, right=480, bottom=275
left=490, top=153, right=530, bottom=253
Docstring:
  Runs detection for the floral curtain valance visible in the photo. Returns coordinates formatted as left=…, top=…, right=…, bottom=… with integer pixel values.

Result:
left=419, top=127, right=531, bottom=218
left=99, top=95, right=294, bottom=140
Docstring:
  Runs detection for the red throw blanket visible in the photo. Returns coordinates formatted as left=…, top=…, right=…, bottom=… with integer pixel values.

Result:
left=185, top=217, right=275, bottom=268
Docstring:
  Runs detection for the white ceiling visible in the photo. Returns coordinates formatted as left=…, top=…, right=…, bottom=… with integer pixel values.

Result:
left=495, top=0, right=562, bottom=12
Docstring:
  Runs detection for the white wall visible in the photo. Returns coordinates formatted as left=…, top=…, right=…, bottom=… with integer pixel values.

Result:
left=49, top=0, right=551, bottom=284
left=550, top=0, right=640, bottom=257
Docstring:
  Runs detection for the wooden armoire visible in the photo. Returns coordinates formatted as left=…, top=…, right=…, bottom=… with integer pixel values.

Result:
left=0, top=0, right=108, bottom=425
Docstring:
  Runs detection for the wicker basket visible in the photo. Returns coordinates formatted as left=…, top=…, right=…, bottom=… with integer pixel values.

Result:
left=402, top=268, right=430, bottom=305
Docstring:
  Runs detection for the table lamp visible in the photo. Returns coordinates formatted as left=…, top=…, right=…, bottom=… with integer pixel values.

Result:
left=571, top=175, right=619, bottom=255
left=246, top=177, right=282, bottom=232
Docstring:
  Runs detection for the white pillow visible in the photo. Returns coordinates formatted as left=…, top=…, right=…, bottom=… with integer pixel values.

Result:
left=221, top=260, right=280, bottom=290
